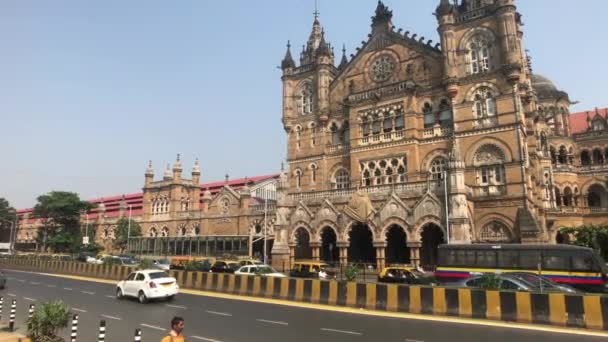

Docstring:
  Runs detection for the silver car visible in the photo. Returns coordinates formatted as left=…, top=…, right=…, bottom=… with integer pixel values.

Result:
left=455, top=272, right=579, bottom=294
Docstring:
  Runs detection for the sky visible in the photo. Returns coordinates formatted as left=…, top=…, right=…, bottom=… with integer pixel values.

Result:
left=1, top=0, right=607, bottom=209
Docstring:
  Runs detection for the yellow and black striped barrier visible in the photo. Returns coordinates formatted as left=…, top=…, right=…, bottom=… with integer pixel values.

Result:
left=1, top=257, right=606, bottom=331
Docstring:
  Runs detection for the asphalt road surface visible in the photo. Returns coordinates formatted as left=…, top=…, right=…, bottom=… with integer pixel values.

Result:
left=1, top=270, right=606, bottom=342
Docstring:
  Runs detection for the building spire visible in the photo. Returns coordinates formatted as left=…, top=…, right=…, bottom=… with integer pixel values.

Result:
left=371, top=1, right=393, bottom=32
left=145, top=160, right=154, bottom=176
left=339, top=44, right=348, bottom=70
left=281, top=40, right=296, bottom=70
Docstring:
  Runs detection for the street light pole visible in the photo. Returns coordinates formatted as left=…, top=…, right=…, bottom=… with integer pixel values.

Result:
left=263, top=198, right=268, bottom=265
left=443, top=170, right=450, bottom=244
left=127, top=204, right=132, bottom=253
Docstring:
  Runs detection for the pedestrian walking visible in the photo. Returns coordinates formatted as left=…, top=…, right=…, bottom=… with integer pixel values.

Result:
left=161, top=316, right=185, bottom=342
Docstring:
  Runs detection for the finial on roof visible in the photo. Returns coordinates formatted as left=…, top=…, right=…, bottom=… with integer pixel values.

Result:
left=313, top=0, right=320, bottom=19
left=371, top=1, right=393, bottom=30
left=225, top=173, right=229, bottom=183
left=173, top=153, right=182, bottom=170
left=281, top=161, right=285, bottom=172
left=339, top=44, right=348, bottom=70
left=164, top=164, right=172, bottom=179
left=192, top=158, right=201, bottom=174
left=317, top=29, right=331, bottom=57
left=145, top=160, right=154, bottom=175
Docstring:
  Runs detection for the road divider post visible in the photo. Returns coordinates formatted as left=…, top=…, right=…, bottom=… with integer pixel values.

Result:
left=71, top=314, right=78, bottom=342
left=133, top=328, right=142, bottom=341
left=28, top=303, right=35, bottom=320
left=98, top=319, right=106, bottom=342
left=9, top=299, right=16, bottom=331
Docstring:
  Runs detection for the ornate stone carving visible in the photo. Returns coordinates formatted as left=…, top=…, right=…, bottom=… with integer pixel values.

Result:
left=343, top=190, right=375, bottom=223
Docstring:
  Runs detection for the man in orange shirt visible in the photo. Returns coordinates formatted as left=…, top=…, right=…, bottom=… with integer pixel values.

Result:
left=161, top=316, right=185, bottom=342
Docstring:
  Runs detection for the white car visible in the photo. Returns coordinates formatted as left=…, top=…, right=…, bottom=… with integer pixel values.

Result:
left=116, top=270, right=179, bottom=303
left=235, top=265, right=286, bottom=278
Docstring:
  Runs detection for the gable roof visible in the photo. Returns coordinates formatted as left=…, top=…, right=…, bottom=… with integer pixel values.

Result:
left=569, top=108, right=608, bottom=134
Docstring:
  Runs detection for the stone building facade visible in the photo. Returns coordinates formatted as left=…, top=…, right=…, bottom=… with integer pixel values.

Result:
left=14, top=1, right=608, bottom=269
left=268, top=0, right=608, bottom=270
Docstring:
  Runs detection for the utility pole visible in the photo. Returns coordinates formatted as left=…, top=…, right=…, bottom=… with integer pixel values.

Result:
left=127, top=204, right=132, bottom=254
left=443, top=171, right=450, bottom=244
left=263, top=198, right=268, bottom=265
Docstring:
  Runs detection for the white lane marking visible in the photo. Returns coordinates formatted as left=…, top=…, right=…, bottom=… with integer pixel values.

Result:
left=205, top=310, right=232, bottom=317
left=81, top=291, right=95, bottom=295
left=30, top=282, right=40, bottom=285
left=105, top=295, right=115, bottom=299
left=101, top=314, right=122, bottom=321
left=63, top=287, right=73, bottom=291
left=24, top=297, right=36, bottom=301
left=321, top=328, right=362, bottom=336
left=190, top=336, right=223, bottom=342
left=17, top=279, right=25, bottom=283
left=166, top=304, right=187, bottom=309
left=140, top=323, right=165, bottom=331
left=73, top=308, right=87, bottom=313
left=47, top=284, right=56, bottom=288
left=256, top=319, right=288, bottom=326
left=405, top=339, right=424, bottom=342
left=8, top=293, right=16, bottom=297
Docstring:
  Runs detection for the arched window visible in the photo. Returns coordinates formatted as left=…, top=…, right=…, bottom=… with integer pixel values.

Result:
left=429, top=157, right=447, bottom=180
left=149, top=227, right=158, bottom=238
left=467, top=34, right=491, bottom=74
left=438, top=99, right=453, bottom=126
left=309, top=123, right=317, bottom=147
left=480, top=221, right=511, bottom=243
left=362, top=117, right=371, bottom=137
left=299, top=82, right=313, bottom=115
left=178, top=225, right=187, bottom=237
left=334, top=169, right=350, bottom=190
left=563, top=187, right=573, bottom=206
left=395, top=111, right=405, bottom=131
left=309, top=164, right=317, bottom=184
left=587, top=184, right=607, bottom=208
left=592, top=119, right=605, bottom=131
left=473, top=88, right=497, bottom=118
left=294, top=126, right=302, bottom=150
left=474, top=144, right=506, bottom=186
left=581, top=150, right=591, bottom=166
left=423, top=102, right=434, bottom=128
left=294, top=169, right=303, bottom=189
left=555, top=187, right=562, bottom=206
left=558, top=146, right=568, bottom=165
left=593, top=148, right=604, bottom=164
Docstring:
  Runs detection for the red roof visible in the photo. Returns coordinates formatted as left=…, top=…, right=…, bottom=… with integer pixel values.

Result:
left=17, top=174, right=279, bottom=221
left=570, top=108, right=608, bottom=134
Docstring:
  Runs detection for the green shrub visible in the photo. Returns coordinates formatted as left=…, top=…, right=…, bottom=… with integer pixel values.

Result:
left=479, top=273, right=501, bottom=290
left=345, top=264, right=359, bottom=281
left=27, top=301, right=70, bottom=342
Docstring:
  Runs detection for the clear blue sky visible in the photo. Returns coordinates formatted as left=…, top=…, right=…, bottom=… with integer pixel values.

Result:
left=1, top=0, right=606, bottom=209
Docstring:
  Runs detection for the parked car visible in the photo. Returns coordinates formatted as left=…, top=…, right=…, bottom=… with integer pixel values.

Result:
left=235, top=265, right=286, bottom=278
left=116, top=270, right=179, bottom=303
left=455, top=273, right=579, bottom=293
left=504, top=272, right=580, bottom=294
left=210, top=260, right=239, bottom=273
left=237, top=259, right=264, bottom=267
left=290, top=261, right=335, bottom=280
left=377, top=266, right=438, bottom=285
left=152, top=259, right=171, bottom=271
left=76, top=252, right=96, bottom=263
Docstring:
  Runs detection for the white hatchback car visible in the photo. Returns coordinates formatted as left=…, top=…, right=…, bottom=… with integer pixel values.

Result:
left=116, top=270, right=179, bottom=303
left=235, top=265, right=286, bottom=278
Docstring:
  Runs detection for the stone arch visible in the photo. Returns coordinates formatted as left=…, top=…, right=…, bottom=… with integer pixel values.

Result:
left=413, top=216, right=445, bottom=242
left=379, top=217, right=410, bottom=238
left=458, top=26, right=497, bottom=51
left=477, top=220, right=513, bottom=243
left=177, top=223, right=187, bottom=237
left=343, top=220, right=377, bottom=242
left=419, top=222, right=446, bottom=270
left=290, top=222, right=313, bottom=244
left=293, top=226, right=312, bottom=260
left=161, top=226, right=169, bottom=237
left=465, top=137, right=513, bottom=166
left=318, top=225, right=339, bottom=263
left=464, top=82, right=501, bottom=103
left=148, top=226, right=158, bottom=238
left=587, top=183, right=608, bottom=208
left=384, top=224, right=410, bottom=265
left=313, top=220, right=339, bottom=243
left=347, top=222, right=376, bottom=264
left=581, top=179, right=608, bottom=194
left=421, top=149, right=449, bottom=174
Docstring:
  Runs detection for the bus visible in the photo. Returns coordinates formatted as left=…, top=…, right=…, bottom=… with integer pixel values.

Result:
left=435, top=244, right=608, bottom=293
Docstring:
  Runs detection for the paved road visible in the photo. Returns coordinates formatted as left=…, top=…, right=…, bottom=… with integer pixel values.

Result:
left=1, top=270, right=606, bottom=342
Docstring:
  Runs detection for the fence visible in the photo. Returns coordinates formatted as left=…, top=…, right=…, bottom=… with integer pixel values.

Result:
left=1, top=256, right=607, bottom=331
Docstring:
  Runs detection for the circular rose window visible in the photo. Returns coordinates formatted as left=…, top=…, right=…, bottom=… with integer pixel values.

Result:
left=370, top=55, right=396, bottom=82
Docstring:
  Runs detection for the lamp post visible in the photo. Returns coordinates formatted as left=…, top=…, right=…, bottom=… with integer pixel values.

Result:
left=443, top=170, right=450, bottom=244
left=127, top=205, right=132, bottom=253
left=263, top=198, right=268, bottom=265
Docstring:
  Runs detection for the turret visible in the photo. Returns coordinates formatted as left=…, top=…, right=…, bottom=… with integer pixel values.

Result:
left=144, top=160, right=154, bottom=186
left=163, top=164, right=172, bottom=181
left=281, top=41, right=296, bottom=71
left=192, top=158, right=201, bottom=185
left=172, top=154, right=182, bottom=182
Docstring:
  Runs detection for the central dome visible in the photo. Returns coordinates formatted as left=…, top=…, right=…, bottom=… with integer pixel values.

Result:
left=531, top=74, right=569, bottom=101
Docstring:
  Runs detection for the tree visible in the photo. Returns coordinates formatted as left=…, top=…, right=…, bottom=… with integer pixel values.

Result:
left=0, top=198, right=17, bottom=243
left=113, top=218, right=141, bottom=253
left=559, top=225, right=608, bottom=260
left=32, top=191, right=94, bottom=253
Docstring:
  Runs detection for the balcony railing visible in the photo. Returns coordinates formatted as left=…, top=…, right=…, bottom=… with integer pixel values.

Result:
left=289, top=180, right=441, bottom=201
left=250, top=202, right=277, bottom=213
left=423, top=126, right=452, bottom=139
left=469, top=184, right=507, bottom=198
left=456, top=7, right=489, bottom=23
left=359, top=130, right=405, bottom=146
left=328, top=144, right=351, bottom=153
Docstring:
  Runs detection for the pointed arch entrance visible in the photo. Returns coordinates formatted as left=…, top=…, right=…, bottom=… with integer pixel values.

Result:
left=385, top=225, right=410, bottom=264
left=420, top=223, right=445, bottom=270
left=252, top=223, right=264, bottom=260
left=348, top=223, right=375, bottom=264
left=320, top=227, right=339, bottom=263
left=294, top=227, right=312, bottom=260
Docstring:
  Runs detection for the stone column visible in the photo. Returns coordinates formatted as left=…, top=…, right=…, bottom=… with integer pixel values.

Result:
left=289, top=244, right=295, bottom=267
left=310, top=242, right=321, bottom=262
left=407, top=242, right=421, bottom=267
left=337, top=242, right=349, bottom=267
left=374, top=241, right=386, bottom=270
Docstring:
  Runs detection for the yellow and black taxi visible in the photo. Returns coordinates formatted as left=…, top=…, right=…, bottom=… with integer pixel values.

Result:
left=289, top=261, right=335, bottom=280
left=377, top=266, right=437, bottom=285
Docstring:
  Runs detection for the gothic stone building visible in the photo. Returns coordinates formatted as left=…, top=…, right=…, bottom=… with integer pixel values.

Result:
left=268, top=0, right=608, bottom=270
left=14, top=1, right=608, bottom=270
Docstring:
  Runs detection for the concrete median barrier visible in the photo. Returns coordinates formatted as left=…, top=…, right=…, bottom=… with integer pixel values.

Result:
left=1, top=257, right=606, bottom=331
